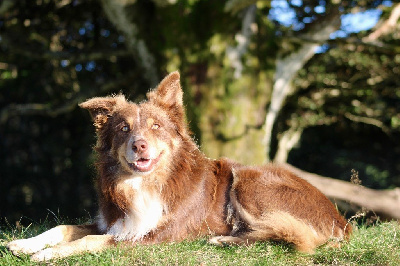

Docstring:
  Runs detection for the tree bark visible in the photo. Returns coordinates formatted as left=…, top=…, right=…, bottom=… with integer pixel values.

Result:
left=264, top=9, right=341, bottom=162
left=197, top=3, right=270, bottom=165
left=226, top=4, right=257, bottom=79
left=284, top=164, right=400, bottom=220
left=274, top=127, right=303, bottom=163
left=99, top=0, right=159, bottom=87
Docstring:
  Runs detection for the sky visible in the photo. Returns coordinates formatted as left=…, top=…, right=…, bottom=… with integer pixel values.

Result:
left=269, top=0, right=393, bottom=38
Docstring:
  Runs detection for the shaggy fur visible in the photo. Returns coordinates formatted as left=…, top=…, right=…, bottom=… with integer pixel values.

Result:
left=7, top=71, right=351, bottom=261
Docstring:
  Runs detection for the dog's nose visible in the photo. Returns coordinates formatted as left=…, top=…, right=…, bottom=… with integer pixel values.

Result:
left=132, top=139, right=148, bottom=153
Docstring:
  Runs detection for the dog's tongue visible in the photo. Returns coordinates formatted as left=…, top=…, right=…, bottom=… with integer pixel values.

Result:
left=134, top=158, right=152, bottom=171
left=129, top=153, right=162, bottom=172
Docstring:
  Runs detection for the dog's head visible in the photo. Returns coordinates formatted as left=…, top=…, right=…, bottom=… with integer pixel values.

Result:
left=80, top=72, right=190, bottom=176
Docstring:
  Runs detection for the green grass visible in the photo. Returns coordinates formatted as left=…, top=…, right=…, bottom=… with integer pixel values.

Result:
left=1, top=221, right=399, bottom=265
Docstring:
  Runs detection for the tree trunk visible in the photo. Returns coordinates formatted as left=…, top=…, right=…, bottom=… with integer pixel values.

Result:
left=99, top=0, right=159, bottom=87
left=274, top=127, right=303, bottom=163
left=226, top=5, right=257, bottom=79
left=284, top=164, right=400, bottom=220
left=264, top=9, right=341, bottom=162
left=195, top=4, right=273, bottom=165
left=198, top=71, right=270, bottom=165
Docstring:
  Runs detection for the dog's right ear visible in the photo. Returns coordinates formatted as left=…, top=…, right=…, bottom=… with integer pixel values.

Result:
left=79, top=95, right=125, bottom=130
left=147, top=71, right=183, bottom=110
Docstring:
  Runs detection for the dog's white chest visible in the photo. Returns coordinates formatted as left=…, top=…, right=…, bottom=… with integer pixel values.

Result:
left=98, top=177, right=164, bottom=241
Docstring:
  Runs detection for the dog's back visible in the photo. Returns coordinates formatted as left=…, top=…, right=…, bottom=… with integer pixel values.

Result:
left=213, top=159, right=351, bottom=252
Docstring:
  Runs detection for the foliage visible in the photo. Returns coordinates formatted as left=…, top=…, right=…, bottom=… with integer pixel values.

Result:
left=1, top=221, right=399, bottom=265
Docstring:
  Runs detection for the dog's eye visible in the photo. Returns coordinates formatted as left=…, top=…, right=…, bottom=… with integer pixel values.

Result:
left=121, top=125, right=129, bottom=132
left=151, top=123, right=160, bottom=130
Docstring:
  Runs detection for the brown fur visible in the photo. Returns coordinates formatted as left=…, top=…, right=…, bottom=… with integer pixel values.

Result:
left=7, top=71, right=351, bottom=261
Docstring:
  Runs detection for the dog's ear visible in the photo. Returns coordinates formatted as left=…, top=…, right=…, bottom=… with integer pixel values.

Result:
left=79, top=95, right=125, bottom=130
left=147, top=71, right=187, bottom=133
left=147, top=71, right=183, bottom=111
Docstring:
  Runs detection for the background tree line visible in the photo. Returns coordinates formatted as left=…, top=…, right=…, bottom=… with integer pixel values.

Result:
left=1, top=0, right=399, bottom=224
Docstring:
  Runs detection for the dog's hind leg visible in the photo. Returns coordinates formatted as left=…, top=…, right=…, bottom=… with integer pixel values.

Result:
left=210, top=211, right=327, bottom=253
left=209, top=213, right=324, bottom=253
left=7, top=224, right=98, bottom=256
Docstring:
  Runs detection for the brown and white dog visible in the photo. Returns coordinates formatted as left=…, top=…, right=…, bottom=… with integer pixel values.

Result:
left=7, top=72, right=351, bottom=261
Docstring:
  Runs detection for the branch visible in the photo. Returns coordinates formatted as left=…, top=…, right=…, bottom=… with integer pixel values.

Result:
left=363, top=3, right=400, bottom=42
left=224, top=0, right=257, bottom=14
left=263, top=7, right=341, bottom=161
left=99, top=0, right=159, bottom=87
left=226, top=4, right=257, bottom=79
left=0, top=73, right=137, bottom=123
left=0, top=0, right=13, bottom=16
left=274, top=127, right=303, bottom=163
left=151, top=0, right=178, bottom=7
left=285, top=35, right=400, bottom=55
left=284, top=164, right=400, bottom=220
left=9, top=48, right=133, bottom=64
left=1, top=35, right=133, bottom=63
left=282, top=4, right=400, bottom=54
left=344, top=112, right=392, bottom=136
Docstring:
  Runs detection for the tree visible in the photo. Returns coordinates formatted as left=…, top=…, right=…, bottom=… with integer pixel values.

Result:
left=279, top=2, right=400, bottom=190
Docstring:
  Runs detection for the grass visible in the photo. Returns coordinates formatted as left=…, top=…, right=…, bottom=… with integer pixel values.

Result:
left=0, top=220, right=399, bottom=265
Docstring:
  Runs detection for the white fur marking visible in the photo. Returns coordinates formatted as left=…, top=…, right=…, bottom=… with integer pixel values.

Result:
left=124, top=177, right=143, bottom=190
left=97, top=210, right=108, bottom=233
left=7, top=226, right=65, bottom=254
left=31, top=248, right=54, bottom=262
left=106, top=177, right=164, bottom=241
left=137, top=108, right=141, bottom=128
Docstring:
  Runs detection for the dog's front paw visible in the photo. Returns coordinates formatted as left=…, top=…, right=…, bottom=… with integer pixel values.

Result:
left=209, top=236, right=226, bottom=246
left=7, top=239, right=42, bottom=255
left=209, top=235, right=248, bottom=246
left=31, top=248, right=54, bottom=262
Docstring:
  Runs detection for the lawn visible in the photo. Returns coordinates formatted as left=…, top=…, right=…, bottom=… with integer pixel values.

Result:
left=1, top=220, right=399, bottom=265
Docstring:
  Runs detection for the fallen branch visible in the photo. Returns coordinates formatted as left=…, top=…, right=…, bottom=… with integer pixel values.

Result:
left=283, top=163, right=400, bottom=220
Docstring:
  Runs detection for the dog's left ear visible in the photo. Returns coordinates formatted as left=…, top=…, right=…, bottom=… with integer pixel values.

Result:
left=147, top=71, right=183, bottom=112
left=147, top=71, right=187, bottom=134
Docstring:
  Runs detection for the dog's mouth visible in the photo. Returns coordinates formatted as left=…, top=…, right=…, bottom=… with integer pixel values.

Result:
left=126, top=152, right=162, bottom=173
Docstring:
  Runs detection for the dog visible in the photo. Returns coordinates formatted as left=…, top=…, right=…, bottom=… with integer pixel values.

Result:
left=7, top=71, right=351, bottom=261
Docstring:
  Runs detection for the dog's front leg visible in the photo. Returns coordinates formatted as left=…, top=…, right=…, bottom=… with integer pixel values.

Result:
left=7, top=224, right=98, bottom=256
left=31, top=234, right=115, bottom=261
